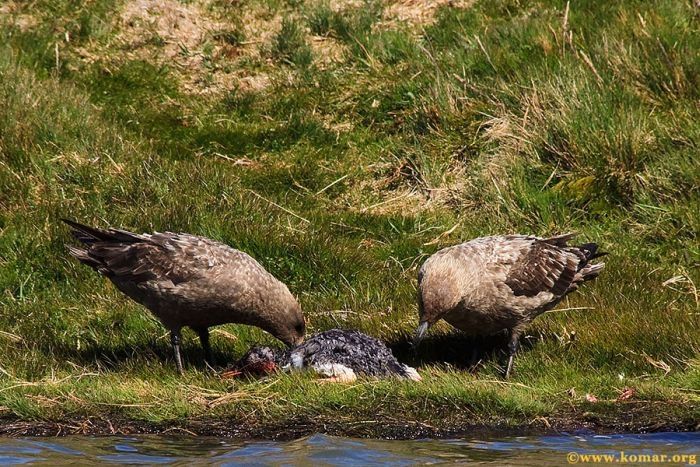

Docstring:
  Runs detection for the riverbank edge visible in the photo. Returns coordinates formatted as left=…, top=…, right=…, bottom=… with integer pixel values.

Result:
left=2, top=404, right=698, bottom=440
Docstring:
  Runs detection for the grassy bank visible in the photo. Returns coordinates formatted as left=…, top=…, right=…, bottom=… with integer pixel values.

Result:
left=0, top=0, right=698, bottom=437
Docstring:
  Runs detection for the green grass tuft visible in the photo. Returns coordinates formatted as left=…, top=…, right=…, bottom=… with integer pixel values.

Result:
left=271, top=16, right=314, bottom=67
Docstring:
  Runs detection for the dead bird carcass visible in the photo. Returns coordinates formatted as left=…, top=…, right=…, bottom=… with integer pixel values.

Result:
left=224, top=329, right=421, bottom=382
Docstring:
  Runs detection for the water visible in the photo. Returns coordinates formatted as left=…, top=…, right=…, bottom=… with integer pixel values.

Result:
left=0, top=432, right=697, bottom=465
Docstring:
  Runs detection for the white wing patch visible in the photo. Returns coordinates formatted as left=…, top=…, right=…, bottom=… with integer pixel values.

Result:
left=402, top=365, right=422, bottom=381
left=312, top=363, right=357, bottom=383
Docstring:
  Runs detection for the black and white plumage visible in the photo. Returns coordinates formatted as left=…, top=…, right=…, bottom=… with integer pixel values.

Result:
left=230, top=329, right=421, bottom=382
left=62, top=219, right=306, bottom=373
left=414, top=233, right=605, bottom=377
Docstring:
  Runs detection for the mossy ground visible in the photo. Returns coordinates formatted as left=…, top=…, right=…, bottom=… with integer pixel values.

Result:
left=0, top=0, right=698, bottom=437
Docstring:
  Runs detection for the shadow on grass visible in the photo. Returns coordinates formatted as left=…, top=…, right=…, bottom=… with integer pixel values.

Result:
left=41, top=330, right=550, bottom=374
left=46, top=341, right=239, bottom=372
left=389, top=332, right=543, bottom=372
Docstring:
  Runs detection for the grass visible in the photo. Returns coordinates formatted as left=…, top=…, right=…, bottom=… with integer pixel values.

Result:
left=0, top=0, right=698, bottom=437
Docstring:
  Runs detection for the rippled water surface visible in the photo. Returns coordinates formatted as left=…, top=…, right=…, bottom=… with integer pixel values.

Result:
left=0, top=432, right=697, bottom=465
